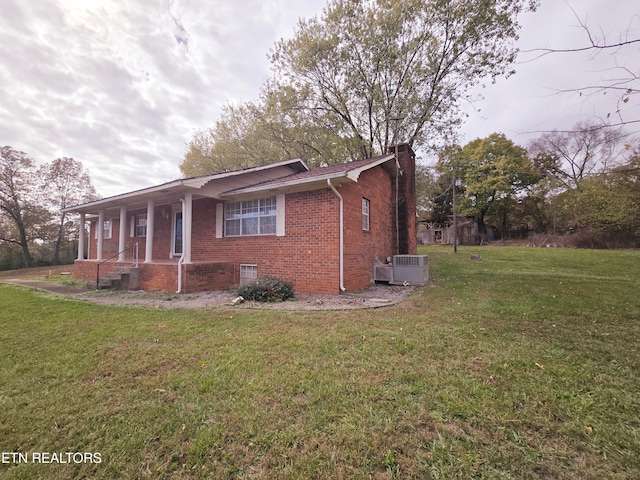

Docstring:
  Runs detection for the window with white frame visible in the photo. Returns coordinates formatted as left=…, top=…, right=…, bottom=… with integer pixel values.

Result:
left=94, top=220, right=112, bottom=239
left=362, top=198, right=370, bottom=231
left=240, top=264, right=258, bottom=285
left=134, top=214, right=147, bottom=237
left=225, top=197, right=276, bottom=236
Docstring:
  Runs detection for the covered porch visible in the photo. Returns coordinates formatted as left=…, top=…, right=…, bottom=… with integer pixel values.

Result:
left=71, top=186, right=201, bottom=292
left=64, top=159, right=309, bottom=293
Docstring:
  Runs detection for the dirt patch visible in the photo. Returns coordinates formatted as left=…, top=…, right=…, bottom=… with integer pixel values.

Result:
left=1, top=272, right=418, bottom=310
left=75, top=284, right=417, bottom=310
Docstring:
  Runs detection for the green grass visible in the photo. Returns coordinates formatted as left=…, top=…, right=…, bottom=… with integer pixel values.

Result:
left=0, top=246, right=638, bottom=479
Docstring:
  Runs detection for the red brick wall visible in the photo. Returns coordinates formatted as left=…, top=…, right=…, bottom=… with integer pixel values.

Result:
left=183, top=262, right=236, bottom=293
left=137, top=262, right=234, bottom=293
left=183, top=166, right=394, bottom=294
left=190, top=191, right=341, bottom=295
left=138, top=262, right=177, bottom=291
left=82, top=162, right=403, bottom=295
left=341, top=167, right=394, bottom=291
left=73, top=260, right=99, bottom=286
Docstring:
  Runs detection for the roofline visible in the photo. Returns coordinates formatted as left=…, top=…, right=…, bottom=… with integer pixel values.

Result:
left=63, top=158, right=309, bottom=212
left=220, top=154, right=397, bottom=197
left=219, top=171, right=349, bottom=197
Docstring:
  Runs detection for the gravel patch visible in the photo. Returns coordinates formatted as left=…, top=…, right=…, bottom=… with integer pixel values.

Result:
left=75, top=284, right=417, bottom=310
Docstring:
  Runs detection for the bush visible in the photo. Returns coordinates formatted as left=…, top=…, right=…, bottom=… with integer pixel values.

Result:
left=236, top=275, right=294, bottom=302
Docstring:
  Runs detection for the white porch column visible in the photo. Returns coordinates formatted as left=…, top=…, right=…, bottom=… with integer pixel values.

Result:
left=97, top=210, right=104, bottom=261
left=77, top=213, right=85, bottom=260
left=145, top=200, right=155, bottom=263
left=184, top=192, right=192, bottom=263
left=118, top=206, right=127, bottom=261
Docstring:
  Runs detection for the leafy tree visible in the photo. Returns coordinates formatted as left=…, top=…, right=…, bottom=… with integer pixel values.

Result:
left=182, top=0, right=539, bottom=176
left=38, top=157, right=98, bottom=264
left=437, top=133, right=541, bottom=242
left=271, top=0, right=538, bottom=159
left=0, top=241, right=23, bottom=270
left=181, top=101, right=284, bottom=177
left=0, top=146, right=48, bottom=267
left=558, top=151, right=640, bottom=240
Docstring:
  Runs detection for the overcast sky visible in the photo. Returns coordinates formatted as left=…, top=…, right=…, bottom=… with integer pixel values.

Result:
left=1, top=0, right=638, bottom=198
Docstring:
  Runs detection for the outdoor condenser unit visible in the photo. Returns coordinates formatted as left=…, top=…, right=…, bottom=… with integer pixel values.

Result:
left=373, top=264, right=394, bottom=283
left=391, top=255, right=428, bottom=286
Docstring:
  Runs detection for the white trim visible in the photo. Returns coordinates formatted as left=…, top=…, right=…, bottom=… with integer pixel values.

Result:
left=276, top=194, right=285, bottom=237
left=362, top=198, right=370, bottom=231
left=183, top=193, right=192, bottom=263
left=171, top=209, right=183, bottom=258
left=346, top=154, right=396, bottom=181
left=118, top=206, right=127, bottom=261
left=77, top=213, right=85, bottom=260
left=216, top=203, right=223, bottom=238
left=144, top=200, right=154, bottom=263
left=97, top=211, right=104, bottom=261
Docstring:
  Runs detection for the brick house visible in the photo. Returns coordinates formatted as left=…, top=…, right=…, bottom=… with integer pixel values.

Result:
left=65, top=144, right=417, bottom=295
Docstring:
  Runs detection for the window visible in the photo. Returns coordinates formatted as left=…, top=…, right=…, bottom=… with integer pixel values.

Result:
left=225, top=197, right=276, bottom=236
left=173, top=211, right=183, bottom=255
left=94, top=220, right=112, bottom=239
left=134, top=214, right=147, bottom=237
left=362, top=198, right=370, bottom=231
left=240, top=264, right=257, bottom=285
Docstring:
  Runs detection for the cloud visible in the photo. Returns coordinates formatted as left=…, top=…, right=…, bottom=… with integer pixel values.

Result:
left=1, top=0, right=637, bottom=197
left=458, top=1, right=640, bottom=149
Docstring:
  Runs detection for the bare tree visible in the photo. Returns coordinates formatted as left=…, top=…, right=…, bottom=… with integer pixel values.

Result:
left=528, top=121, right=628, bottom=189
left=526, top=5, right=639, bottom=129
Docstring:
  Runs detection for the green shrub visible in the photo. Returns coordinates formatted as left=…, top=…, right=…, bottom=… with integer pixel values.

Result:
left=236, top=275, right=294, bottom=302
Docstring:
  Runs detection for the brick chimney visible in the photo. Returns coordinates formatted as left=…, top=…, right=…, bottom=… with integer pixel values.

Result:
left=389, top=143, right=417, bottom=255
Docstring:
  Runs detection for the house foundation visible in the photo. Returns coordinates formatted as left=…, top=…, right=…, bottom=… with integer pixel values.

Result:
left=73, top=260, right=237, bottom=293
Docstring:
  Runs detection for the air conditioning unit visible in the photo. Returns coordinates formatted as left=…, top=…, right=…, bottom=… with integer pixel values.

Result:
left=373, top=264, right=394, bottom=282
left=391, top=255, right=428, bottom=285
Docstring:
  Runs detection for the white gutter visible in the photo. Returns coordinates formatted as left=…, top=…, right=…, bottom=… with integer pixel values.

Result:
left=327, top=179, right=346, bottom=292
left=176, top=198, right=186, bottom=294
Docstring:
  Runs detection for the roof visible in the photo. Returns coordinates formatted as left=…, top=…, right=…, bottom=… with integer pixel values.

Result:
left=219, top=153, right=398, bottom=199
left=65, top=153, right=398, bottom=214
left=64, top=158, right=309, bottom=214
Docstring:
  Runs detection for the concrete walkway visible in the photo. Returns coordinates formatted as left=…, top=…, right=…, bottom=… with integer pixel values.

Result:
left=0, top=279, right=90, bottom=295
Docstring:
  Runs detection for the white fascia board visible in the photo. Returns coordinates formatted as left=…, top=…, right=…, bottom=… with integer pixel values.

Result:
left=345, top=154, right=396, bottom=181
left=62, top=179, right=189, bottom=213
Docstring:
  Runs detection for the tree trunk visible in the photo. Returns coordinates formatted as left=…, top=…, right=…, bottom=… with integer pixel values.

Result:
left=53, top=215, right=66, bottom=265
left=17, top=219, right=32, bottom=267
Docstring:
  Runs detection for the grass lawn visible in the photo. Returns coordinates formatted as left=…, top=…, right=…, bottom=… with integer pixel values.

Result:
left=0, top=246, right=638, bottom=479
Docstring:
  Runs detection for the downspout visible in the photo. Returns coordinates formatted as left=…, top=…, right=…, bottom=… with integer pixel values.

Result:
left=327, top=179, right=346, bottom=292
left=176, top=198, right=186, bottom=294
left=395, top=157, right=401, bottom=255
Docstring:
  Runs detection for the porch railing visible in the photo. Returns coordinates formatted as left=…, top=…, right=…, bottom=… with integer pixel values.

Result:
left=96, top=243, right=139, bottom=290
